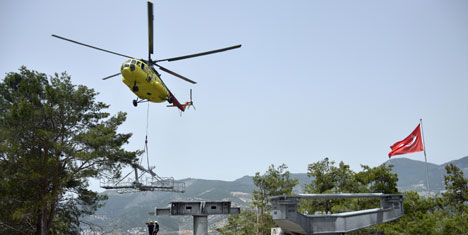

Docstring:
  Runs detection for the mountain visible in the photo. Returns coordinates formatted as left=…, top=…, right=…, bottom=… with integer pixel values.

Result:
left=444, top=156, right=468, bottom=172
left=387, top=156, right=468, bottom=192
left=83, top=177, right=257, bottom=234
left=82, top=156, right=468, bottom=234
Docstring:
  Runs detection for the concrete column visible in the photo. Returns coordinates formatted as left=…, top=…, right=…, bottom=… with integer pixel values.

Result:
left=193, top=215, right=208, bottom=235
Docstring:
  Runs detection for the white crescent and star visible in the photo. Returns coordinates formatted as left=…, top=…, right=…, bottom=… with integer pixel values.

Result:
left=398, top=135, right=417, bottom=148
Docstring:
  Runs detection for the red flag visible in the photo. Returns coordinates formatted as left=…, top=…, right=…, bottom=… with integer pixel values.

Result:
left=388, top=124, right=424, bottom=158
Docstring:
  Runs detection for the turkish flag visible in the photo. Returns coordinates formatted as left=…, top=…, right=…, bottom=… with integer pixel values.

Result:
left=388, top=124, right=424, bottom=158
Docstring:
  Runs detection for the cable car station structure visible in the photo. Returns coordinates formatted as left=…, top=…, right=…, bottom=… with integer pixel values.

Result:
left=270, top=193, right=404, bottom=234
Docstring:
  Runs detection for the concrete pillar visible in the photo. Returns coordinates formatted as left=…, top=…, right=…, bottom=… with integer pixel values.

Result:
left=193, top=215, right=208, bottom=235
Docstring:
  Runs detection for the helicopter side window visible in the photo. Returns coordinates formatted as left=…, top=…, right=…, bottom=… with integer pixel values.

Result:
left=141, top=63, right=145, bottom=70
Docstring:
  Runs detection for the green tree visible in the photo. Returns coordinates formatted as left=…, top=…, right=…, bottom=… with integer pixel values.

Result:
left=441, top=163, right=468, bottom=213
left=357, top=163, right=398, bottom=194
left=302, top=159, right=398, bottom=214
left=302, top=158, right=338, bottom=213
left=371, top=164, right=468, bottom=234
left=374, top=191, right=438, bottom=234
left=218, top=164, right=298, bottom=235
left=0, top=67, right=140, bottom=234
left=302, top=158, right=367, bottom=213
left=304, top=158, right=366, bottom=194
left=304, top=158, right=336, bottom=194
left=252, top=164, right=298, bottom=235
left=216, top=209, right=257, bottom=235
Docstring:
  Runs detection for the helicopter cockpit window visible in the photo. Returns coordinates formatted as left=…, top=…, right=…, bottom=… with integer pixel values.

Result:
left=129, top=60, right=135, bottom=71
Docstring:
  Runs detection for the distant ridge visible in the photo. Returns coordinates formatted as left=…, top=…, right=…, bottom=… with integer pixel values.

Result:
left=387, top=156, right=468, bottom=192
left=444, top=156, right=468, bottom=170
left=83, top=156, right=468, bottom=233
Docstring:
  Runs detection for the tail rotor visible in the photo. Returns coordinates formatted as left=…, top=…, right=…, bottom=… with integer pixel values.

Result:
left=187, top=89, right=196, bottom=110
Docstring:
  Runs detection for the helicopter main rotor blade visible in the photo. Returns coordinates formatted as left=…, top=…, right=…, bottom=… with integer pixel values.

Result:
left=155, top=44, right=242, bottom=62
left=51, top=34, right=134, bottom=59
left=147, top=1, right=154, bottom=59
left=102, top=72, right=121, bottom=80
left=154, top=64, right=197, bottom=84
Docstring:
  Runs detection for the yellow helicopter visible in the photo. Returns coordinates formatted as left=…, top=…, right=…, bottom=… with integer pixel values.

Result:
left=52, top=1, right=241, bottom=111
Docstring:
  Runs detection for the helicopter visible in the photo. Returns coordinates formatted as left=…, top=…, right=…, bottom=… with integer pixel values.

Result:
left=52, top=1, right=241, bottom=111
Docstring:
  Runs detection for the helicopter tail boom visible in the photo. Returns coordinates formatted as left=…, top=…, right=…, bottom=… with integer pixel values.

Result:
left=166, top=89, right=195, bottom=112
left=167, top=102, right=194, bottom=111
left=166, top=93, right=186, bottom=112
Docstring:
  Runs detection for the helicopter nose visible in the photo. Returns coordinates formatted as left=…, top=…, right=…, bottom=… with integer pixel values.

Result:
left=120, top=65, right=130, bottom=78
left=121, top=63, right=135, bottom=72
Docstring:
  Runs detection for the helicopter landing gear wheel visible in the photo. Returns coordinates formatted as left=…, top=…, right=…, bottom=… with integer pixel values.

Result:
left=133, top=99, right=138, bottom=107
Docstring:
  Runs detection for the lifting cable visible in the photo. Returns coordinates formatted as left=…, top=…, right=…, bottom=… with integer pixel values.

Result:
left=111, top=103, right=152, bottom=187
left=134, top=102, right=151, bottom=182
left=137, top=102, right=151, bottom=167
left=145, top=102, right=151, bottom=170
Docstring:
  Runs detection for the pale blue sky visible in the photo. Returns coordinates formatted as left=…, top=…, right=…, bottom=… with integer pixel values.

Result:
left=1, top=0, right=467, bottom=191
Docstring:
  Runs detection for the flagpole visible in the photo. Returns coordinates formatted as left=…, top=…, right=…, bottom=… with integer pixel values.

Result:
left=420, top=118, right=430, bottom=192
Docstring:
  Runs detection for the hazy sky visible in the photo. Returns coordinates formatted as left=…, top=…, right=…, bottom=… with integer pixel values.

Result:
left=1, top=0, right=467, bottom=191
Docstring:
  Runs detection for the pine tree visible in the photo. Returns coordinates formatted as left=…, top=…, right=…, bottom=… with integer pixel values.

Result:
left=442, top=163, right=468, bottom=213
left=0, top=67, right=140, bottom=234
left=217, top=164, right=298, bottom=235
left=252, top=164, right=298, bottom=235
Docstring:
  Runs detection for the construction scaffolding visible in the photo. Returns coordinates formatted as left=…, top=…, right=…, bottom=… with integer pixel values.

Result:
left=100, top=165, right=185, bottom=194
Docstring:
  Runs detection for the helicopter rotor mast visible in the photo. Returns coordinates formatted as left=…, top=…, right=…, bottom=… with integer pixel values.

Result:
left=147, top=1, right=154, bottom=63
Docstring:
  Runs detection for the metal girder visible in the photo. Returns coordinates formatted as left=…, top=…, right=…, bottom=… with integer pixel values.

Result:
left=154, top=201, right=240, bottom=235
left=156, top=201, right=240, bottom=216
left=270, top=193, right=404, bottom=234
